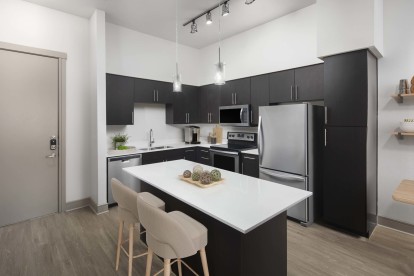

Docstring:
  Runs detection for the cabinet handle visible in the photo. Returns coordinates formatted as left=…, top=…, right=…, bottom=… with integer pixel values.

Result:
left=325, top=107, right=328, bottom=124
left=132, top=111, right=134, bottom=124
left=188, top=113, right=190, bottom=123
left=235, top=93, right=237, bottom=105
left=153, top=90, right=156, bottom=102
left=290, top=85, right=293, bottom=101
left=324, top=129, right=327, bottom=147
left=201, top=149, right=209, bottom=153
left=186, top=113, right=188, bottom=123
left=232, top=93, right=234, bottom=105
left=295, top=85, right=298, bottom=100
left=242, top=162, right=244, bottom=174
left=186, top=149, right=194, bottom=152
left=244, top=156, right=256, bottom=160
left=250, top=110, right=253, bottom=123
left=157, top=90, right=159, bottom=102
left=201, top=157, right=209, bottom=160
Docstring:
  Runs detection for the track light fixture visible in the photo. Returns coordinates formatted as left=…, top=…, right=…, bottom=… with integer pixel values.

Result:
left=206, top=11, right=213, bottom=25
left=245, top=0, right=255, bottom=4
left=222, top=2, right=230, bottom=16
left=190, top=20, right=197, bottom=33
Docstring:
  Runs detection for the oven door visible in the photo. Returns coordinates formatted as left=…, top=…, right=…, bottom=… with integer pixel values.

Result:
left=219, top=105, right=250, bottom=127
left=210, top=149, right=240, bottom=173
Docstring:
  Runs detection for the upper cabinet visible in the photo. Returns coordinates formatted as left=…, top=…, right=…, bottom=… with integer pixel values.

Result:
left=199, top=84, right=220, bottom=124
left=269, top=64, right=324, bottom=104
left=166, top=85, right=199, bottom=124
left=250, top=74, right=269, bottom=126
left=134, top=78, right=172, bottom=104
left=106, top=74, right=134, bottom=125
left=220, top=78, right=251, bottom=106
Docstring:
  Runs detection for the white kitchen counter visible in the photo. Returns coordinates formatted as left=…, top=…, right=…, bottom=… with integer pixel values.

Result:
left=107, top=142, right=215, bottom=158
left=124, top=159, right=311, bottom=234
left=241, top=148, right=258, bottom=155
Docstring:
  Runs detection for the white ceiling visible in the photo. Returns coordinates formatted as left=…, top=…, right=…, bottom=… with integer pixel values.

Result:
left=23, top=0, right=316, bottom=49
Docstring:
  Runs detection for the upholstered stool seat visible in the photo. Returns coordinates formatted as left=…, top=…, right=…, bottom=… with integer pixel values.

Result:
left=137, top=194, right=210, bottom=276
left=111, top=178, right=165, bottom=276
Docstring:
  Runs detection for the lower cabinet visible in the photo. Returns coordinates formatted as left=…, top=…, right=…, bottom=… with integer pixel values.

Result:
left=241, top=154, right=259, bottom=178
left=183, top=148, right=197, bottom=162
left=197, top=148, right=211, bottom=165
left=142, top=149, right=185, bottom=165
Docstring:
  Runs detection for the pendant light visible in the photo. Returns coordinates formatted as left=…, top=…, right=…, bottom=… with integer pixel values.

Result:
left=214, top=0, right=225, bottom=85
left=173, top=0, right=182, bottom=92
left=222, top=1, right=230, bottom=16
left=206, top=11, right=213, bottom=25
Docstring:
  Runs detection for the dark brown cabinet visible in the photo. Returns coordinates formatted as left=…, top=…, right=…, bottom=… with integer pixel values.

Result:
left=184, top=148, right=197, bottom=162
left=106, top=74, right=134, bottom=125
left=250, top=75, right=269, bottom=125
left=142, top=149, right=185, bottom=165
left=241, top=154, right=259, bottom=178
left=199, top=85, right=220, bottom=124
left=166, top=85, right=199, bottom=124
left=134, top=78, right=172, bottom=104
left=269, top=64, right=324, bottom=104
left=197, top=147, right=211, bottom=165
left=220, top=78, right=251, bottom=106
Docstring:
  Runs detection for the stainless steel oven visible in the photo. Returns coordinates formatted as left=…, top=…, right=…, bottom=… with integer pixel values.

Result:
left=210, top=149, right=240, bottom=173
left=219, top=105, right=250, bottom=126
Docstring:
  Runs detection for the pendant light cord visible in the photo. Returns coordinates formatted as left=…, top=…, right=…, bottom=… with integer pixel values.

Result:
left=218, top=0, right=221, bottom=63
left=175, top=0, right=179, bottom=74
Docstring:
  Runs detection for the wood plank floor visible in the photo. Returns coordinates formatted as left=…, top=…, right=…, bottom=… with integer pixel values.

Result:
left=0, top=206, right=413, bottom=276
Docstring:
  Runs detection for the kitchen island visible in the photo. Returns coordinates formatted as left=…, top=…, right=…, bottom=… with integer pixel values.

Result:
left=124, top=159, right=311, bottom=276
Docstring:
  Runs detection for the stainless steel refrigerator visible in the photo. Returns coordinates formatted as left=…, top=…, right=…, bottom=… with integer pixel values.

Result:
left=258, top=103, right=323, bottom=225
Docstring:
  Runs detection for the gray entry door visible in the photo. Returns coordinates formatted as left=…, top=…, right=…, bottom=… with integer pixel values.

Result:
left=0, top=49, right=59, bottom=227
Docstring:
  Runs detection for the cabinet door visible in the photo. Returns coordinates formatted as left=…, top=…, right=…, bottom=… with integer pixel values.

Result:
left=106, top=74, right=134, bottom=125
left=197, top=147, right=211, bottom=165
left=324, top=50, right=368, bottom=127
left=323, top=126, right=367, bottom=235
left=185, top=85, right=199, bottom=124
left=199, top=85, right=210, bottom=124
left=208, top=85, right=220, bottom=123
left=184, top=148, right=197, bottom=162
left=294, top=64, right=324, bottom=101
left=134, top=78, right=156, bottom=103
left=242, top=154, right=259, bottom=178
left=233, top=78, right=251, bottom=105
left=165, top=149, right=185, bottom=161
left=250, top=75, right=269, bottom=125
left=142, top=151, right=165, bottom=165
left=156, top=81, right=173, bottom=104
left=171, top=91, right=187, bottom=124
left=269, top=69, right=295, bottom=103
left=220, top=81, right=234, bottom=106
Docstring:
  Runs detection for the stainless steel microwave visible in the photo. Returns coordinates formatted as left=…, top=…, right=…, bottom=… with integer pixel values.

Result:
left=219, top=105, right=250, bottom=126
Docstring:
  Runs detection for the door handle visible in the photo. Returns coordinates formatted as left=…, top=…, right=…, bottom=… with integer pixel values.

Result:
left=244, top=156, right=256, bottom=160
left=45, top=153, right=56, bottom=158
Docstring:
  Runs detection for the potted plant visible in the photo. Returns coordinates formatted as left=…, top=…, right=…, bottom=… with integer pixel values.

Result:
left=111, top=133, right=129, bottom=150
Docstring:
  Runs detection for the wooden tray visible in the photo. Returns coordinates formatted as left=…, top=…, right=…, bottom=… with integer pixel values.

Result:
left=179, top=175, right=224, bottom=188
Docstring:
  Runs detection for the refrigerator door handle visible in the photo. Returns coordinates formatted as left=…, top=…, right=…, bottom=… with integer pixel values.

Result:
left=259, top=168, right=305, bottom=182
left=258, top=116, right=263, bottom=164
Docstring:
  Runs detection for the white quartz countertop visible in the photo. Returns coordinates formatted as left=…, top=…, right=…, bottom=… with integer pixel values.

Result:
left=124, top=159, right=311, bottom=234
left=241, top=149, right=259, bottom=155
left=107, top=142, right=215, bottom=158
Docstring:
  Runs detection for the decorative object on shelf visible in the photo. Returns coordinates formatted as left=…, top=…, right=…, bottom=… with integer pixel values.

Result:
left=400, top=118, right=414, bottom=132
left=399, top=79, right=409, bottom=94
left=172, top=0, right=182, bottom=92
left=111, top=133, right=129, bottom=149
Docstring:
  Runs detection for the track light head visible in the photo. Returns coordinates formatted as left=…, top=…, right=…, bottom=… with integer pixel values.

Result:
left=206, top=11, right=213, bottom=25
left=245, top=0, right=255, bottom=4
left=222, top=2, right=230, bottom=16
left=190, top=21, right=197, bottom=33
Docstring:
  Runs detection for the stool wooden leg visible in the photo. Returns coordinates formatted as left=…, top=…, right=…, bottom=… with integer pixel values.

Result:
left=115, top=221, right=123, bottom=270
left=128, top=224, right=134, bottom=276
left=164, top=259, right=171, bottom=276
left=177, top=259, right=182, bottom=276
left=145, top=248, right=153, bottom=276
left=200, top=248, right=209, bottom=276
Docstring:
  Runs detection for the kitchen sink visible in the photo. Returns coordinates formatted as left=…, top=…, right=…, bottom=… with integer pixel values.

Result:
left=138, top=146, right=174, bottom=151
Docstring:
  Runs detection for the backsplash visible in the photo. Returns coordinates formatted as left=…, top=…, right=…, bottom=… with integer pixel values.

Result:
left=106, top=103, right=258, bottom=150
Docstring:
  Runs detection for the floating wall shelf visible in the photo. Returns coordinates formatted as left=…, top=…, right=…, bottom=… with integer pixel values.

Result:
left=391, top=93, right=414, bottom=103
left=393, top=131, right=414, bottom=139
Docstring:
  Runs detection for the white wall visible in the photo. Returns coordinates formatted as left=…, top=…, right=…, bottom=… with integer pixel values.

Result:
left=377, top=0, right=414, bottom=225
left=89, top=10, right=107, bottom=207
left=106, top=23, right=200, bottom=86
left=317, top=0, right=384, bottom=58
left=198, top=5, right=322, bottom=85
left=0, top=0, right=91, bottom=203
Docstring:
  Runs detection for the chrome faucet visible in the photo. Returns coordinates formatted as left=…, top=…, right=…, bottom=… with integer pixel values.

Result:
left=149, top=129, right=155, bottom=147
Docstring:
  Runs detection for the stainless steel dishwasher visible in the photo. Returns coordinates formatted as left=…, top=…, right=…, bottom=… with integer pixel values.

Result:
left=107, top=154, right=142, bottom=205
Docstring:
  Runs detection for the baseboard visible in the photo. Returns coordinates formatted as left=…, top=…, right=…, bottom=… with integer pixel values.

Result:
left=378, top=216, right=414, bottom=235
left=65, top=198, right=91, bottom=211
left=89, top=199, right=109, bottom=215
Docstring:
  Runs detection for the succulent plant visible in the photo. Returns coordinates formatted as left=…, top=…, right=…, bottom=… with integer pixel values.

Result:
left=210, top=169, right=221, bottom=182
left=200, top=171, right=212, bottom=185
left=192, top=171, right=201, bottom=181
left=183, top=170, right=192, bottom=178
left=193, top=165, right=203, bottom=174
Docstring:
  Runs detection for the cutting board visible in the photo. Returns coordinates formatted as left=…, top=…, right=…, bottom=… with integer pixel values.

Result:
left=213, top=125, right=223, bottom=144
left=179, top=175, right=224, bottom=188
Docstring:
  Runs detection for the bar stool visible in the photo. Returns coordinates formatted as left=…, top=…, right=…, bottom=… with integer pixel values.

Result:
left=137, top=194, right=210, bottom=276
left=111, top=178, right=165, bottom=276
